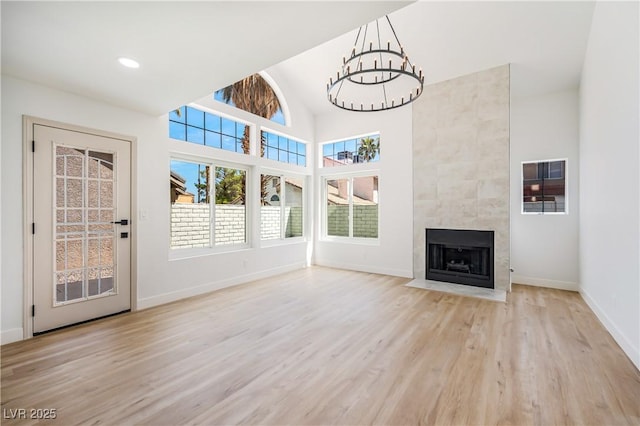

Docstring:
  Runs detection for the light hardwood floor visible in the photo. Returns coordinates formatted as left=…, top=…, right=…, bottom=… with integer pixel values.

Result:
left=2, top=266, right=639, bottom=425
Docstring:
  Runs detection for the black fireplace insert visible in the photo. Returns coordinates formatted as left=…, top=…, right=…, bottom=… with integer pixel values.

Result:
left=426, top=228, right=494, bottom=288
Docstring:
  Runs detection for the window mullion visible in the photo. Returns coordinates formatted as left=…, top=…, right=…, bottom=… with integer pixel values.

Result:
left=280, top=176, right=286, bottom=239
left=210, top=164, right=215, bottom=247
left=348, top=178, right=354, bottom=238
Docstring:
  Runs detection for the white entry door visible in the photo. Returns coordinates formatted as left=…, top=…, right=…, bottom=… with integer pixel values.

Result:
left=32, top=123, right=131, bottom=333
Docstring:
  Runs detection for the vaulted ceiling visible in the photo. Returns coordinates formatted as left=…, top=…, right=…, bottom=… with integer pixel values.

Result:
left=272, top=1, right=596, bottom=115
left=1, top=1, right=410, bottom=115
left=2, top=1, right=596, bottom=117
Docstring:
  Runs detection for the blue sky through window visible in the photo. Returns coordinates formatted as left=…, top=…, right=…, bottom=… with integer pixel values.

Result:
left=261, top=131, right=306, bottom=166
left=171, top=160, right=205, bottom=202
left=322, top=134, right=380, bottom=166
left=169, top=105, right=246, bottom=153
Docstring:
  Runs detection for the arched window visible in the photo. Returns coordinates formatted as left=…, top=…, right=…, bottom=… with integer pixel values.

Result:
left=214, top=73, right=287, bottom=126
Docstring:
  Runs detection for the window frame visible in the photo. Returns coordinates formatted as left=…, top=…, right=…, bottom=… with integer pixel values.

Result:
left=167, top=100, right=311, bottom=257
left=521, top=158, right=568, bottom=215
left=169, top=105, right=255, bottom=156
left=321, top=171, right=380, bottom=244
left=260, top=128, right=307, bottom=167
left=320, top=132, right=380, bottom=168
left=169, top=154, right=251, bottom=259
left=259, top=169, right=306, bottom=247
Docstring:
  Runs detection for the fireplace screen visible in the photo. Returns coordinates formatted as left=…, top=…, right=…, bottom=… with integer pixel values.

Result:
left=426, top=229, right=494, bottom=288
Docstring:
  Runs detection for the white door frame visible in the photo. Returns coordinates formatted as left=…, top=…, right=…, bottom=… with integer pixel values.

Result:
left=22, top=116, right=138, bottom=338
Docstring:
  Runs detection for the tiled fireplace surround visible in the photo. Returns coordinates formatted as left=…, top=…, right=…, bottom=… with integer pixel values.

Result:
left=412, top=65, right=510, bottom=292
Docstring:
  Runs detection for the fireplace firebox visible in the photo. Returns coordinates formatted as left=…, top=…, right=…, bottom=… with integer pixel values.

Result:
left=426, top=228, right=494, bottom=288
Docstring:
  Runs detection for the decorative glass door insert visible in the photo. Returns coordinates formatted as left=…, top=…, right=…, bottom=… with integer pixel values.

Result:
left=55, top=146, right=117, bottom=304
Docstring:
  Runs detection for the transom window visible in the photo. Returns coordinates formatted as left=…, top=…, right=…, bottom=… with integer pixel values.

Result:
left=169, top=106, right=249, bottom=154
left=261, top=131, right=306, bottom=166
left=322, top=134, right=380, bottom=167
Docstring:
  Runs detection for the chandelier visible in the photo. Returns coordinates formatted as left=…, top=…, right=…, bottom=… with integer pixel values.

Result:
left=327, top=15, right=424, bottom=112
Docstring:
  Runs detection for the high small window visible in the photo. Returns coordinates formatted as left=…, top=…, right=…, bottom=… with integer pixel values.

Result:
left=261, top=131, right=306, bottom=167
left=322, top=134, right=380, bottom=167
left=261, top=174, right=304, bottom=241
left=324, top=175, right=378, bottom=239
left=169, top=106, right=249, bottom=154
left=522, top=159, right=567, bottom=214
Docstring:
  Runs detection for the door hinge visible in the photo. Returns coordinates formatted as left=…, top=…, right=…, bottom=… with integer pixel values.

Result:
left=32, top=223, right=35, bottom=234
left=32, top=140, right=35, bottom=152
left=32, top=305, right=35, bottom=317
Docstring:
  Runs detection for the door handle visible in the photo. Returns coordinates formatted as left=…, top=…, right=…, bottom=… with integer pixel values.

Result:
left=111, top=219, right=129, bottom=225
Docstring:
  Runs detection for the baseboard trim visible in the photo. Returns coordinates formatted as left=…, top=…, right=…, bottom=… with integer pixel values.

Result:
left=137, top=263, right=306, bottom=310
left=580, top=287, right=640, bottom=371
left=1, top=328, right=24, bottom=345
left=313, top=259, right=412, bottom=279
left=511, top=274, right=578, bottom=291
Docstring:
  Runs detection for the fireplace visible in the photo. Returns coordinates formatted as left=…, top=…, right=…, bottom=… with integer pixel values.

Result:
left=426, top=228, right=494, bottom=288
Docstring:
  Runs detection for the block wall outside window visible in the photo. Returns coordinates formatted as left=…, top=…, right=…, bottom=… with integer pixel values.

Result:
left=170, top=159, right=247, bottom=248
left=261, top=174, right=304, bottom=240
left=325, top=175, right=378, bottom=239
left=214, top=167, right=246, bottom=245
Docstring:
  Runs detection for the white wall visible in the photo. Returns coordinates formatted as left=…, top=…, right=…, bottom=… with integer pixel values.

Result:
left=314, top=107, right=413, bottom=278
left=1, top=74, right=315, bottom=344
left=579, top=2, right=639, bottom=369
left=510, top=89, right=580, bottom=290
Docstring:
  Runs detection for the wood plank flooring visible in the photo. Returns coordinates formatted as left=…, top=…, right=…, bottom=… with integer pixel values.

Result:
left=2, top=266, right=639, bottom=425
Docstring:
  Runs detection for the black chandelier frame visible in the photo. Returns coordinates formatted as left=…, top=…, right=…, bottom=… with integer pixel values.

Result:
left=326, top=15, right=424, bottom=112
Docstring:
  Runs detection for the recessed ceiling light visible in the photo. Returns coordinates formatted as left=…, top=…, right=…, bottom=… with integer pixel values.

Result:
left=118, top=57, right=140, bottom=69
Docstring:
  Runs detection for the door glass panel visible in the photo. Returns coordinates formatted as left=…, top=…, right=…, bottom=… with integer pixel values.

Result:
left=66, top=179, right=83, bottom=208
left=54, top=145, right=117, bottom=304
left=100, top=209, right=114, bottom=222
left=66, top=156, right=84, bottom=177
left=56, top=270, right=85, bottom=303
left=65, top=239, right=84, bottom=270
left=56, top=178, right=65, bottom=207
left=88, top=238, right=100, bottom=267
left=100, top=238, right=114, bottom=265
left=88, top=209, right=99, bottom=222
left=100, top=181, right=113, bottom=208
left=67, top=209, right=83, bottom=223
left=88, top=180, right=99, bottom=208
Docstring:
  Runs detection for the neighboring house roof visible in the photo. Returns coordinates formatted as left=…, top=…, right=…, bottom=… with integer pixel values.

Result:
left=326, top=182, right=376, bottom=206
left=170, top=170, right=194, bottom=198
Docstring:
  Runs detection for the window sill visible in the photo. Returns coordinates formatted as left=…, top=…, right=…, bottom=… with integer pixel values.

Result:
left=319, top=236, right=380, bottom=246
left=169, top=244, right=251, bottom=261
left=521, top=212, right=568, bottom=215
left=260, top=237, right=307, bottom=248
